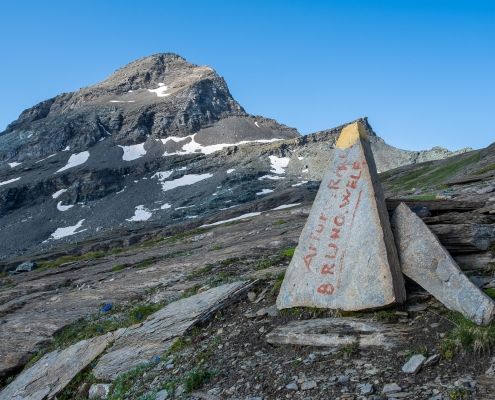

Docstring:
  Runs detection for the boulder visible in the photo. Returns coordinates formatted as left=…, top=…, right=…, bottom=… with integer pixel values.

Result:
left=93, top=281, right=252, bottom=381
left=15, top=261, right=37, bottom=273
left=277, top=121, right=405, bottom=310
left=391, top=202, right=495, bottom=325
left=265, top=318, right=411, bottom=350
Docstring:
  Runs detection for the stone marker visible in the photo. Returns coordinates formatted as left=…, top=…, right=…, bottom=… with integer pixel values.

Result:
left=0, top=330, right=122, bottom=400
left=277, top=121, right=406, bottom=310
left=93, top=281, right=252, bottom=381
left=391, top=203, right=495, bottom=325
left=265, top=318, right=410, bottom=350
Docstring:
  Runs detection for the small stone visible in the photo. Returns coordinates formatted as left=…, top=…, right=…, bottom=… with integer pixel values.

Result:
left=286, top=382, right=298, bottom=390
left=259, top=326, right=266, bottom=333
left=248, top=292, right=257, bottom=302
left=358, top=383, right=374, bottom=395
left=217, top=328, right=223, bottom=335
left=15, top=261, right=37, bottom=273
left=166, top=363, right=174, bottom=369
left=155, top=390, right=169, bottom=400
left=407, top=304, right=428, bottom=312
left=175, top=385, right=185, bottom=398
left=424, top=354, right=440, bottom=367
left=402, top=354, right=426, bottom=374
left=88, top=383, right=111, bottom=399
left=300, top=380, right=317, bottom=390
left=256, top=308, right=268, bottom=316
left=410, top=206, right=431, bottom=218
left=382, top=383, right=402, bottom=394
left=338, top=375, right=350, bottom=382
left=266, top=305, right=279, bottom=317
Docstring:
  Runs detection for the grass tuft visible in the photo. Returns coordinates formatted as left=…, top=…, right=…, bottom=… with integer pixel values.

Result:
left=440, top=312, right=495, bottom=356
left=183, top=368, right=216, bottom=393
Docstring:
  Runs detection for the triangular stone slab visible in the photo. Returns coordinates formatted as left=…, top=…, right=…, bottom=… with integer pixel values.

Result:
left=391, top=202, right=495, bottom=325
left=277, top=121, right=406, bottom=310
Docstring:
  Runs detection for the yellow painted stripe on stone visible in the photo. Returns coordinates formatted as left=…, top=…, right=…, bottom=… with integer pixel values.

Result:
left=336, top=121, right=369, bottom=150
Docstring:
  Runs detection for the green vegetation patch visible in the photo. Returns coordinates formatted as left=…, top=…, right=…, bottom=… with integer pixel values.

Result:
left=385, top=152, right=482, bottom=191
left=273, top=220, right=287, bottom=226
left=183, top=368, right=216, bottom=393
left=440, top=312, right=495, bottom=357
left=186, top=264, right=214, bottom=280
left=111, top=264, right=124, bottom=272
left=472, top=163, right=495, bottom=175
left=407, top=195, right=437, bottom=200
left=484, top=288, right=495, bottom=300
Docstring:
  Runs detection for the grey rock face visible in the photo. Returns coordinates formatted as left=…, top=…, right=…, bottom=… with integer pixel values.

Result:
left=93, top=281, right=252, bottom=381
left=0, top=331, right=120, bottom=400
left=88, top=383, right=111, bottom=399
left=265, top=318, right=410, bottom=350
left=277, top=122, right=405, bottom=310
left=391, top=203, right=495, bottom=325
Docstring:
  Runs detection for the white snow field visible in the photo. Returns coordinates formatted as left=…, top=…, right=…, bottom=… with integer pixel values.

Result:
left=148, top=83, right=171, bottom=97
left=269, top=155, right=290, bottom=174
left=256, top=189, right=274, bottom=195
left=258, top=175, right=284, bottom=180
left=56, top=151, right=90, bottom=173
left=227, top=169, right=235, bottom=174
left=36, top=154, right=56, bottom=163
left=272, top=203, right=301, bottom=210
left=291, top=181, right=308, bottom=187
left=49, top=219, right=87, bottom=240
left=57, top=201, right=73, bottom=211
left=154, top=173, right=213, bottom=192
left=118, top=143, right=147, bottom=161
left=0, top=177, right=20, bottom=186
left=52, top=189, right=67, bottom=199
left=127, top=205, right=152, bottom=222
left=200, top=212, right=262, bottom=228
left=161, top=134, right=282, bottom=156
left=8, top=162, right=21, bottom=168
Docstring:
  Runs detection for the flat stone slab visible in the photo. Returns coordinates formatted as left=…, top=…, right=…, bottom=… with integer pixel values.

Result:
left=0, top=330, right=122, bottom=400
left=391, top=203, right=495, bottom=325
left=401, top=354, right=426, bottom=374
left=93, top=281, right=252, bottom=381
left=277, top=122, right=405, bottom=310
left=265, top=318, right=410, bottom=350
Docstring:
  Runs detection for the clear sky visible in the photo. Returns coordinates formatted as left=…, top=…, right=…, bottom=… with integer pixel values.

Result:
left=0, top=0, right=493, bottom=151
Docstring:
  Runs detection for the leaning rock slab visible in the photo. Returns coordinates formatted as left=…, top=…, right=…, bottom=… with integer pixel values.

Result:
left=0, top=330, right=122, bottom=400
left=265, top=318, right=410, bottom=350
left=93, top=281, right=252, bottom=381
left=391, top=202, right=495, bottom=325
left=277, top=121, right=405, bottom=310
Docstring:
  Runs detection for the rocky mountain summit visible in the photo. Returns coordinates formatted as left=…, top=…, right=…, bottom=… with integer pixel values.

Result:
left=0, top=54, right=472, bottom=264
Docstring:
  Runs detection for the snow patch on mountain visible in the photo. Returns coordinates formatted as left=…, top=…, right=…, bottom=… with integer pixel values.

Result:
left=119, top=144, right=146, bottom=161
left=56, top=152, right=90, bottom=173
left=127, top=205, right=152, bottom=222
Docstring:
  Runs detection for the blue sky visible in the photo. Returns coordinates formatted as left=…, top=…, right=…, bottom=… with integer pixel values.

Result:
left=0, top=0, right=493, bottom=151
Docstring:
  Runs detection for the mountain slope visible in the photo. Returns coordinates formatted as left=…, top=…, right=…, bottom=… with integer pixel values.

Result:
left=0, top=54, right=474, bottom=263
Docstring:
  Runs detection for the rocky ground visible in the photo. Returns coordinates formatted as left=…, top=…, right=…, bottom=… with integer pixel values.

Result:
left=1, top=182, right=495, bottom=399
